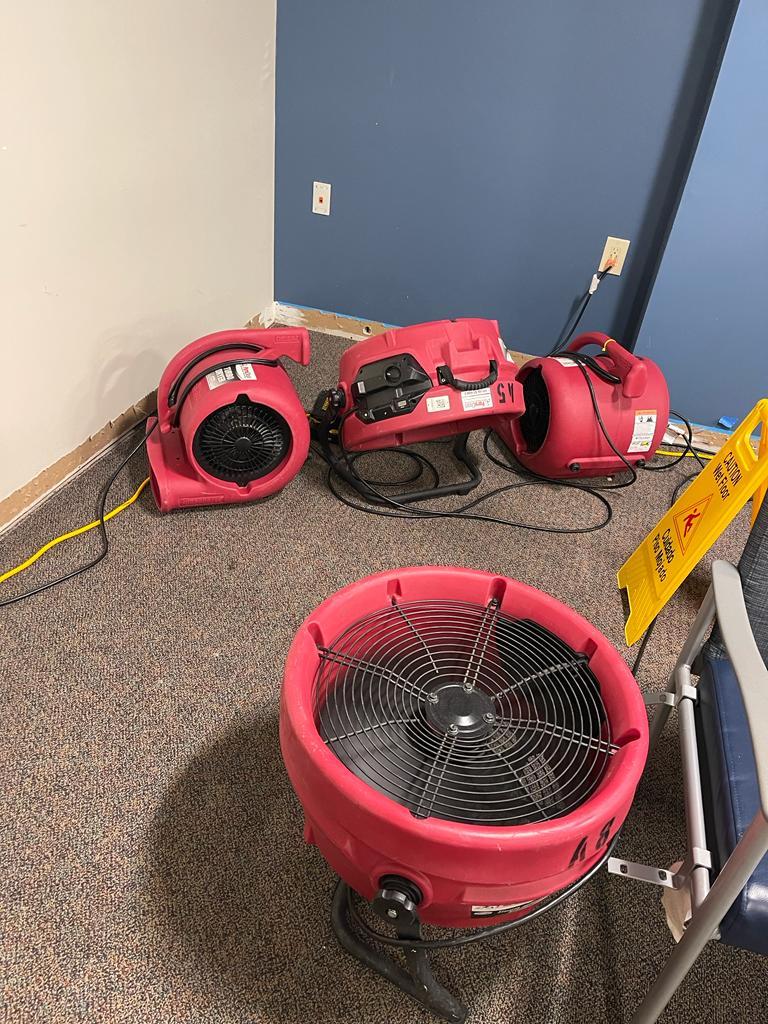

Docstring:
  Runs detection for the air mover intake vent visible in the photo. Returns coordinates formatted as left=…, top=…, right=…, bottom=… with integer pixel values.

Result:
left=313, top=597, right=613, bottom=826
left=192, top=395, right=291, bottom=484
left=518, top=366, right=550, bottom=453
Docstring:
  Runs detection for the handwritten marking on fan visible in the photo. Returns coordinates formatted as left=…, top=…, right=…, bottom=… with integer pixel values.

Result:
left=618, top=400, right=768, bottom=645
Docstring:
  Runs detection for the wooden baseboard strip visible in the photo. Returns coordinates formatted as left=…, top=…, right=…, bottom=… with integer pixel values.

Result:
left=254, top=301, right=534, bottom=367
left=250, top=301, right=397, bottom=342
left=0, top=392, right=156, bottom=537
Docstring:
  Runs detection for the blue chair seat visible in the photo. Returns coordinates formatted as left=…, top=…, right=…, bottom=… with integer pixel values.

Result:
left=696, top=654, right=768, bottom=954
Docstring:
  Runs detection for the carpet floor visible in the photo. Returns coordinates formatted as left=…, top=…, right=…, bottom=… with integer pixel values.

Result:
left=1, top=328, right=765, bottom=1024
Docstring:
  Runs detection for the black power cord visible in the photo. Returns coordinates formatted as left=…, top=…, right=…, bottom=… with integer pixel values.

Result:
left=316, top=333, right=653, bottom=534
left=631, top=616, right=658, bottom=677
left=0, top=419, right=156, bottom=609
left=640, top=408, right=709, bottom=506
left=345, top=829, right=622, bottom=950
left=316, top=409, right=616, bottom=535
left=643, top=409, right=708, bottom=473
left=671, top=473, right=697, bottom=504
left=547, top=266, right=614, bottom=356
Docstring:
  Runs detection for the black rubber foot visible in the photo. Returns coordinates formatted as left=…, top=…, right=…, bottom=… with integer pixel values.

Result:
left=330, top=880, right=468, bottom=1023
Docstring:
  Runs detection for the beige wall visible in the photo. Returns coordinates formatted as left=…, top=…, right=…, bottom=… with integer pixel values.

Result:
left=0, top=1, right=276, bottom=502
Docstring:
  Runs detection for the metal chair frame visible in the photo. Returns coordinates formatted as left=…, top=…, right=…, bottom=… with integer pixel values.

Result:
left=610, top=560, right=768, bottom=1023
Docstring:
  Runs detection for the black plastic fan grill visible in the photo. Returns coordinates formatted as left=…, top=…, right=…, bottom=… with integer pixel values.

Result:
left=193, top=396, right=291, bottom=485
left=314, top=597, right=616, bottom=826
left=518, top=367, right=550, bottom=453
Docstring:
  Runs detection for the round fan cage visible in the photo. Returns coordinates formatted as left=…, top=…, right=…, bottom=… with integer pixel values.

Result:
left=193, top=396, right=291, bottom=484
left=313, top=596, right=615, bottom=827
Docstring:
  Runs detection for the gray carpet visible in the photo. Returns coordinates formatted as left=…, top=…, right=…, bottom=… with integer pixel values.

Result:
left=1, top=328, right=765, bottom=1023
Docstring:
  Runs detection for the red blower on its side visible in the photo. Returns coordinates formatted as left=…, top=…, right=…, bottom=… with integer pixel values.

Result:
left=314, top=317, right=524, bottom=503
left=335, top=318, right=523, bottom=451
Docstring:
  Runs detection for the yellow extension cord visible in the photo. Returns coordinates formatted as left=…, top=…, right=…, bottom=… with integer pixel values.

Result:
left=0, top=477, right=150, bottom=585
left=656, top=448, right=713, bottom=460
left=0, top=445, right=712, bottom=588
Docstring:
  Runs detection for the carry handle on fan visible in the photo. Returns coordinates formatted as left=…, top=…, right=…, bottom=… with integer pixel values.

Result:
left=157, top=327, right=311, bottom=430
left=436, top=359, right=498, bottom=392
left=566, top=332, right=647, bottom=399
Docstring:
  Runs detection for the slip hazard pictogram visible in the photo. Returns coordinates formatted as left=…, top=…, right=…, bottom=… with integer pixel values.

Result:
left=618, top=400, right=768, bottom=645
left=673, top=495, right=712, bottom=554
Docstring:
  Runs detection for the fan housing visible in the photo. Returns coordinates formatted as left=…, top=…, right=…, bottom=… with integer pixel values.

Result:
left=280, top=566, right=648, bottom=929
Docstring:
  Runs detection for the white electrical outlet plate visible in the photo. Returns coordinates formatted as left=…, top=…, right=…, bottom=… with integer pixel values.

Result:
left=312, top=181, right=331, bottom=215
left=599, top=236, right=630, bottom=275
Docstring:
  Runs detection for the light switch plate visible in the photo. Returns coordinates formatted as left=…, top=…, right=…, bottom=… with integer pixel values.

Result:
left=312, top=181, right=331, bottom=216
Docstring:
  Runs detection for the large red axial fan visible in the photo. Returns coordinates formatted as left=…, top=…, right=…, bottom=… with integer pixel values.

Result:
left=280, top=567, right=648, bottom=1019
left=146, top=328, right=310, bottom=512
left=495, top=332, right=669, bottom=478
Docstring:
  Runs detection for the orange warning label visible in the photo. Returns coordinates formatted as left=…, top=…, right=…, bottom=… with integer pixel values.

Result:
left=618, top=400, right=768, bottom=645
left=673, top=496, right=712, bottom=554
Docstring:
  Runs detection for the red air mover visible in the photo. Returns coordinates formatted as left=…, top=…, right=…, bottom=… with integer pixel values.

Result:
left=495, top=332, right=669, bottom=479
left=336, top=318, right=522, bottom=451
left=146, top=328, right=310, bottom=512
left=315, top=318, right=523, bottom=504
left=280, top=566, right=648, bottom=1020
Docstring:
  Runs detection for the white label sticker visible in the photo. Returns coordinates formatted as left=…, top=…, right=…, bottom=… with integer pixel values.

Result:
left=206, top=366, right=236, bottom=390
left=461, top=387, right=493, bottom=412
left=552, top=357, right=579, bottom=367
left=471, top=898, right=537, bottom=918
left=235, top=363, right=257, bottom=381
left=628, top=409, right=657, bottom=453
left=426, top=394, right=451, bottom=413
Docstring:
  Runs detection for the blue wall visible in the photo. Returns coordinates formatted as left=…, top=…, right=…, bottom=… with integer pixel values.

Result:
left=635, top=0, right=767, bottom=426
left=275, top=0, right=733, bottom=358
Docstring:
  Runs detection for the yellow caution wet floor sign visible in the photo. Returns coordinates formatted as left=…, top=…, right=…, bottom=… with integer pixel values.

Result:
left=618, top=400, right=768, bottom=645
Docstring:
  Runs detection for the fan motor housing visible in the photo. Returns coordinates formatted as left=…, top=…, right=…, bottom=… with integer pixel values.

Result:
left=146, top=328, right=310, bottom=512
left=495, top=332, right=669, bottom=478
left=335, top=318, right=523, bottom=452
left=280, top=567, right=648, bottom=928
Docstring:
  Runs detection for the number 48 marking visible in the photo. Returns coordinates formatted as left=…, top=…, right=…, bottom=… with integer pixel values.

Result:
left=568, top=818, right=615, bottom=867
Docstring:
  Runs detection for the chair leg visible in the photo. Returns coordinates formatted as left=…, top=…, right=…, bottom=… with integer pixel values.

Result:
left=647, top=587, right=715, bottom=757
left=630, top=816, right=768, bottom=1024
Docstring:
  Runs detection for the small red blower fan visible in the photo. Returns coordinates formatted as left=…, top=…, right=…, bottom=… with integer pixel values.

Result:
left=146, top=328, right=310, bottom=512
left=495, top=332, right=669, bottom=478
left=280, top=567, right=648, bottom=1021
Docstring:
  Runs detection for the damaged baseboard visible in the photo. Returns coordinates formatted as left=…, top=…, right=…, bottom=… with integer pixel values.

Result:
left=252, top=301, right=535, bottom=367
left=0, top=392, right=156, bottom=537
left=250, top=301, right=398, bottom=342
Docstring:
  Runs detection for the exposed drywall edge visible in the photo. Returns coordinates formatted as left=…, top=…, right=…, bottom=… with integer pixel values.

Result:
left=250, top=301, right=398, bottom=341
left=254, top=300, right=279, bottom=327
left=0, top=393, right=156, bottom=537
left=253, top=302, right=535, bottom=368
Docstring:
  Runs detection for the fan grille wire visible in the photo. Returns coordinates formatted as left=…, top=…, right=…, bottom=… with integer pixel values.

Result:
left=193, top=400, right=291, bottom=483
left=313, top=598, right=616, bottom=826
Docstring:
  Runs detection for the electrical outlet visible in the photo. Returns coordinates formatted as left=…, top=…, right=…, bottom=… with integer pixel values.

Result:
left=598, top=236, right=631, bottom=275
left=312, top=181, right=331, bottom=216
